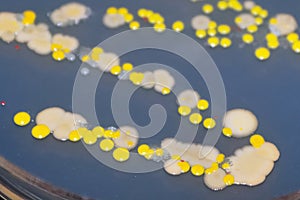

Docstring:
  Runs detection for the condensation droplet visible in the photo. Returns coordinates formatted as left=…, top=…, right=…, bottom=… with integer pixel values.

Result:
left=66, top=53, right=76, bottom=61
left=107, top=126, right=117, bottom=132
left=269, top=25, right=281, bottom=36
left=80, top=67, right=90, bottom=76
left=87, top=60, right=98, bottom=68
left=15, top=14, right=23, bottom=21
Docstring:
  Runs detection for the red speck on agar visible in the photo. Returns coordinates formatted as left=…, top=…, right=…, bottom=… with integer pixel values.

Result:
left=142, top=17, right=148, bottom=22
left=0, top=101, right=6, bottom=106
left=180, top=160, right=185, bottom=162
left=214, top=116, right=218, bottom=119
left=15, top=45, right=20, bottom=50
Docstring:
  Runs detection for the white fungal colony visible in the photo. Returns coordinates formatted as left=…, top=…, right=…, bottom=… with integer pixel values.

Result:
left=96, top=52, right=120, bottom=72
left=52, top=34, right=79, bottom=52
left=16, top=23, right=54, bottom=55
left=223, top=108, right=258, bottom=138
left=113, top=126, right=139, bottom=150
left=49, top=2, right=91, bottom=27
left=243, top=1, right=256, bottom=10
left=103, top=13, right=126, bottom=29
left=163, top=159, right=183, bottom=175
left=191, top=15, right=211, bottom=30
left=204, top=168, right=227, bottom=191
left=269, top=14, right=298, bottom=36
left=0, top=12, right=23, bottom=43
left=36, top=107, right=87, bottom=141
left=177, top=89, right=200, bottom=109
left=227, top=142, right=280, bottom=186
left=153, top=69, right=175, bottom=93
left=141, top=71, right=156, bottom=89
left=137, top=69, right=175, bottom=92
left=235, top=13, right=256, bottom=29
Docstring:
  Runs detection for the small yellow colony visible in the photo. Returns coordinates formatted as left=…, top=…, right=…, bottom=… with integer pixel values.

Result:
left=247, top=24, right=258, bottom=33
left=13, top=112, right=31, bottom=126
left=222, top=127, right=233, bottom=137
left=202, top=4, right=214, bottom=14
left=242, top=33, right=254, bottom=44
left=138, top=144, right=150, bottom=155
left=122, top=62, right=133, bottom=71
left=203, top=118, right=216, bottom=129
left=220, top=37, right=232, bottom=48
left=292, top=41, right=300, bottom=53
left=82, top=130, right=98, bottom=145
left=68, top=130, right=81, bottom=142
left=250, top=134, right=265, bottom=148
left=208, top=21, right=217, bottom=29
left=177, top=161, right=190, bottom=173
left=154, top=23, right=166, bottom=32
left=113, top=148, right=130, bottom=162
left=195, top=29, right=207, bottom=39
left=178, top=106, right=191, bottom=116
left=100, top=138, right=114, bottom=151
left=223, top=174, right=235, bottom=186
left=49, top=2, right=91, bottom=27
left=191, top=165, right=205, bottom=176
left=172, top=21, right=185, bottom=32
left=207, top=36, right=219, bottom=48
left=52, top=51, right=66, bottom=61
left=197, top=99, right=209, bottom=111
left=207, top=29, right=217, bottom=37
left=129, top=21, right=140, bottom=30
left=22, top=10, right=36, bottom=25
left=217, top=1, right=228, bottom=11
left=217, top=24, right=231, bottom=35
left=255, top=47, right=271, bottom=61
left=255, top=17, right=264, bottom=26
left=285, top=33, right=300, bottom=54
left=110, top=65, right=122, bottom=75
left=129, top=72, right=144, bottom=85
left=189, top=113, right=202, bottom=125
left=87, top=46, right=103, bottom=62
left=32, top=125, right=51, bottom=139
left=286, top=33, right=299, bottom=44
